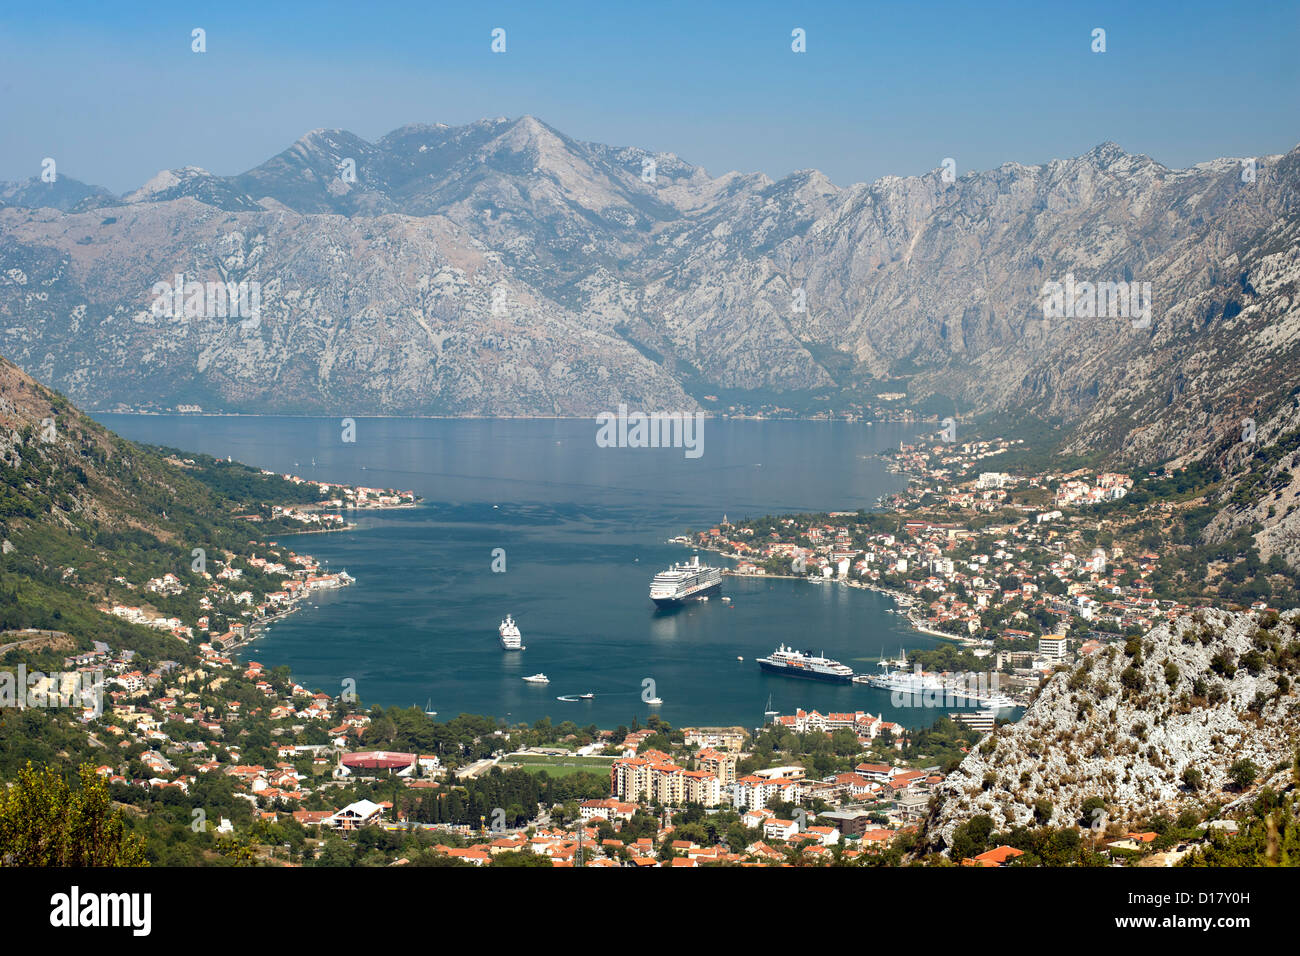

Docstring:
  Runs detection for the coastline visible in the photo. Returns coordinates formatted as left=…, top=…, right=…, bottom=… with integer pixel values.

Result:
left=94, top=409, right=934, bottom=426
left=703, top=545, right=974, bottom=649
left=227, top=501, right=420, bottom=656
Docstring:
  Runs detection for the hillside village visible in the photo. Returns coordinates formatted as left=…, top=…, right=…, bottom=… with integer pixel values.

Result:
left=691, top=434, right=1292, bottom=694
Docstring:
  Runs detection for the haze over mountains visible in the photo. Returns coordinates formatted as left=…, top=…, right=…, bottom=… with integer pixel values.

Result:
left=1, top=116, right=1297, bottom=470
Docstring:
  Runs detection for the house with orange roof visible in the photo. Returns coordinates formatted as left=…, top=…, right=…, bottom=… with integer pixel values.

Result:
left=855, top=762, right=898, bottom=783
left=763, top=818, right=799, bottom=842
left=860, top=828, right=895, bottom=847
left=889, top=770, right=926, bottom=792
left=741, top=807, right=774, bottom=829
left=804, top=824, right=839, bottom=846
left=833, top=771, right=876, bottom=798
left=733, top=774, right=801, bottom=811
left=744, top=841, right=786, bottom=862
left=962, top=845, right=1024, bottom=867
left=438, top=846, right=491, bottom=866
left=488, top=836, right=528, bottom=855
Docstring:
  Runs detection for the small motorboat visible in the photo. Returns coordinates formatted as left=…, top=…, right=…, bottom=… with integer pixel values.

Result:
left=579, top=693, right=595, bottom=700
left=645, top=696, right=663, bottom=706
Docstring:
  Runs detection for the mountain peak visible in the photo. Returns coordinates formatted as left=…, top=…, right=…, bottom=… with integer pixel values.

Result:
left=497, top=114, right=566, bottom=146
left=1079, top=140, right=1159, bottom=172
left=123, top=166, right=214, bottom=202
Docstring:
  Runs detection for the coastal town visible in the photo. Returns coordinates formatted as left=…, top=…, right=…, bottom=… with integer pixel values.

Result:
left=684, top=430, right=1291, bottom=713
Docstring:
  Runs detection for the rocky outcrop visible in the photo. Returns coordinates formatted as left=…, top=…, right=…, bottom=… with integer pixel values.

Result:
left=923, top=609, right=1300, bottom=852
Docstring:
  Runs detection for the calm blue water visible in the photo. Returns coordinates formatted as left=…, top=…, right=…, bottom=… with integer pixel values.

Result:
left=96, top=415, right=952, bottom=730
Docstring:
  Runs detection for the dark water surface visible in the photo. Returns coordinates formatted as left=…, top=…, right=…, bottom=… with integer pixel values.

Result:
left=96, top=415, right=952, bottom=729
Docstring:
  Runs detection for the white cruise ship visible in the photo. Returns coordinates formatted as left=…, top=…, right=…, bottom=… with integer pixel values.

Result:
left=499, top=614, right=525, bottom=650
left=757, top=645, right=855, bottom=683
left=649, top=555, right=723, bottom=606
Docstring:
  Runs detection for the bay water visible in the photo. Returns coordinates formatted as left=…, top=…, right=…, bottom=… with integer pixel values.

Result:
left=96, top=415, right=954, bottom=730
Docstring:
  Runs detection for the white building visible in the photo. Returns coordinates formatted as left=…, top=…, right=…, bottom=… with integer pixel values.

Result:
left=324, top=799, right=384, bottom=830
left=1038, top=635, right=1068, bottom=661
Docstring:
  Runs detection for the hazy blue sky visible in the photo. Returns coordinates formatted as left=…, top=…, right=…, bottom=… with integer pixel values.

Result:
left=2, top=0, right=1297, bottom=193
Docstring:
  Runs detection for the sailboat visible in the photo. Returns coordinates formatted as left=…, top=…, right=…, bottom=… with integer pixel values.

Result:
left=424, top=698, right=437, bottom=717
left=763, top=693, right=780, bottom=722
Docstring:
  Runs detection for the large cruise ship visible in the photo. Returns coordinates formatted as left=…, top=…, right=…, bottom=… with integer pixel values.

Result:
left=756, top=645, right=855, bottom=683
left=649, top=555, right=723, bottom=606
left=499, top=614, right=525, bottom=650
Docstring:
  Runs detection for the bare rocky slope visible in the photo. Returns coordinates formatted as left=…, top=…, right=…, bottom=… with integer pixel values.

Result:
left=923, top=609, right=1300, bottom=854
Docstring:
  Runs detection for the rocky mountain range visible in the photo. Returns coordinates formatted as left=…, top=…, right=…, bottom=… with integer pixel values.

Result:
left=1, top=117, right=1297, bottom=457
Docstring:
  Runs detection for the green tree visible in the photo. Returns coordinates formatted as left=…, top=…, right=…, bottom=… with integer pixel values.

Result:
left=1033, top=799, right=1054, bottom=827
left=1229, top=759, right=1258, bottom=791
left=0, top=762, right=147, bottom=866
left=492, top=851, right=552, bottom=867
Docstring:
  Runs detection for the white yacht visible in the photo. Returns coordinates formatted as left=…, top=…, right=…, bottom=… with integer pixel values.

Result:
left=499, top=614, right=525, bottom=650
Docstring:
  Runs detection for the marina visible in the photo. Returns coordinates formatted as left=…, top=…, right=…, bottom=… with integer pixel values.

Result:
left=857, top=650, right=1016, bottom=710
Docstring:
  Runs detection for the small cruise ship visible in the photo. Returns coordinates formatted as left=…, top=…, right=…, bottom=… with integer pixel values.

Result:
left=757, top=645, right=855, bottom=683
left=499, top=614, right=525, bottom=650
